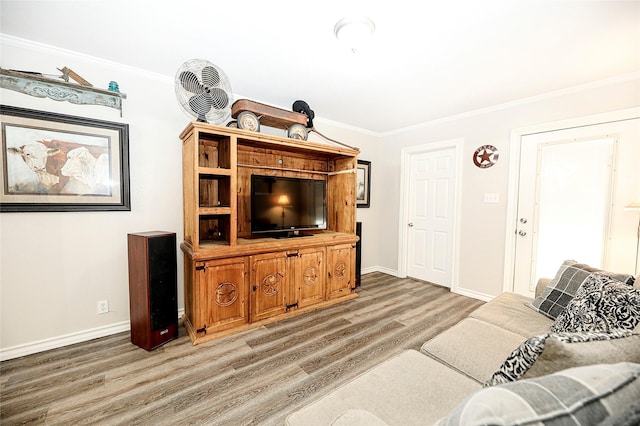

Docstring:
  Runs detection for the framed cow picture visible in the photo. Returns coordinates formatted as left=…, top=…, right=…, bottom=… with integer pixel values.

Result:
left=0, top=105, right=130, bottom=212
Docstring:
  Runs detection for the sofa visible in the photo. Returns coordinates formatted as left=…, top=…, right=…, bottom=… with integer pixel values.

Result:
left=286, top=261, right=640, bottom=425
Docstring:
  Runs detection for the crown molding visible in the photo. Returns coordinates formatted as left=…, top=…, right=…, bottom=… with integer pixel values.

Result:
left=0, top=33, right=172, bottom=83
left=380, top=72, right=640, bottom=137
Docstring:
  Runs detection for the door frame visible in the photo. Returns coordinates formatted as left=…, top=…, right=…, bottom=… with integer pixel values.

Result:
left=502, top=107, right=640, bottom=293
left=398, top=138, right=463, bottom=292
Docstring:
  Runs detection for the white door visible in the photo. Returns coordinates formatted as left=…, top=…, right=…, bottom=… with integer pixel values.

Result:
left=406, top=147, right=456, bottom=286
left=513, top=118, right=640, bottom=296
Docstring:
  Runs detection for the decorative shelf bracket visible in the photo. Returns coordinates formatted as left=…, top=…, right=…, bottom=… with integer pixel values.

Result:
left=0, top=69, right=127, bottom=116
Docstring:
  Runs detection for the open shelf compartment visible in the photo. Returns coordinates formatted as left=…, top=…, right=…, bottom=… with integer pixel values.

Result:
left=199, top=174, right=232, bottom=208
left=199, top=214, right=232, bottom=246
left=199, top=134, right=233, bottom=169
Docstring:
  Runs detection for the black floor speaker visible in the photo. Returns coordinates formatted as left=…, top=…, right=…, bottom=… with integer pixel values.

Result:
left=127, top=231, right=178, bottom=351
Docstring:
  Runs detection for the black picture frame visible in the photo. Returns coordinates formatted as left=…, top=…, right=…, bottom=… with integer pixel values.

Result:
left=1, top=105, right=130, bottom=212
left=356, top=159, right=371, bottom=208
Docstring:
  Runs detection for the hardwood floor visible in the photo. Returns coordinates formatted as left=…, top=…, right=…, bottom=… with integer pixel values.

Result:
left=0, top=273, right=484, bottom=425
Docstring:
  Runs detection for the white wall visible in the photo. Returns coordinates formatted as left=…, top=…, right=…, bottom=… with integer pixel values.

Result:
left=377, top=75, right=640, bottom=299
left=0, top=36, right=381, bottom=359
left=0, top=36, right=186, bottom=358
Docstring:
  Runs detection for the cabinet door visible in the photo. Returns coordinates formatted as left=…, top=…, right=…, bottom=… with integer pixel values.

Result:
left=327, top=244, right=356, bottom=300
left=195, top=257, right=248, bottom=335
left=292, top=248, right=326, bottom=309
left=250, top=252, right=287, bottom=322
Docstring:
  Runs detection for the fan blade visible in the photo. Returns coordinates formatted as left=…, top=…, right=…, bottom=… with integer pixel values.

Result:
left=208, top=88, right=229, bottom=109
left=188, top=93, right=212, bottom=116
left=180, top=71, right=204, bottom=93
left=201, top=66, right=221, bottom=87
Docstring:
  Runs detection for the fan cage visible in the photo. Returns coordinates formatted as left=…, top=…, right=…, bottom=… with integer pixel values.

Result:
left=175, top=59, right=233, bottom=124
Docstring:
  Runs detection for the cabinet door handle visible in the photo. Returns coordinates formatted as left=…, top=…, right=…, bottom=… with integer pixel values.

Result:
left=252, top=285, right=258, bottom=291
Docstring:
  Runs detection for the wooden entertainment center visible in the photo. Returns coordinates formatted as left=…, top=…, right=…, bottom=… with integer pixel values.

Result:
left=180, top=122, right=360, bottom=345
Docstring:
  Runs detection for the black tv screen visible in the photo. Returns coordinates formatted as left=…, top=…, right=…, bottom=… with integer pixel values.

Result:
left=251, top=175, right=327, bottom=234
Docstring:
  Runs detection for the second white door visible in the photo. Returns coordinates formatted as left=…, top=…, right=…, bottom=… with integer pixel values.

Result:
left=406, top=147, right=456, bottom=286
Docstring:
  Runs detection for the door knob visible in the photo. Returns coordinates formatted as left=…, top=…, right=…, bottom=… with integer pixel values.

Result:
left=408, top=223, right=414, bottom=227
left=518, top=230, right=527, bottom=237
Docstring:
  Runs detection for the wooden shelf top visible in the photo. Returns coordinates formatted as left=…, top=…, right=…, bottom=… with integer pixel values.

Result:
left=180, top=121, right=360, bottom=158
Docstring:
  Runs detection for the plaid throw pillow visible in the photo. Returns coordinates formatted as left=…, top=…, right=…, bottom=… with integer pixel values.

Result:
left=526, top=260, right=635, bottom=319
left=438, top=363, right=640, bottom=426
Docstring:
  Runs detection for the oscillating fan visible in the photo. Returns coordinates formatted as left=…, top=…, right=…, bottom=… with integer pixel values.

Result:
left=175, top=59, right=233, bottom=123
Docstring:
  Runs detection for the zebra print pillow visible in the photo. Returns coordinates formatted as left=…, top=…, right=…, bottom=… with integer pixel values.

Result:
left=485, top=329, right=633, bottom=387
left=550, top=272, right=640, bottom=333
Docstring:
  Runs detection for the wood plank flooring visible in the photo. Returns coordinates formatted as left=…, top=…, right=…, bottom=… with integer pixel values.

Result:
left=0, top=273, right=484, bottom=425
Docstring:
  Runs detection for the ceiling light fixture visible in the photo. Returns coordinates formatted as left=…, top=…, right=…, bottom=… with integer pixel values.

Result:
left=334, top=16, right=375, bottom=52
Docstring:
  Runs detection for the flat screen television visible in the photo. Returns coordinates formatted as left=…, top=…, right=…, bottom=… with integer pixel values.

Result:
left=251, top=174, right=327, bottom=235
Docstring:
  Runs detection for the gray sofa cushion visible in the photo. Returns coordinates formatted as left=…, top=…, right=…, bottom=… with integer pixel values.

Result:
left=285, top=350, right=481, bottom=426
left=437, top=362, right=640, bottom=426
left=485, top=329, right=637, bottom=386
left=420, top=318, right=527, bottom=383
left=550, top=273, right=640, bottom=332
left=527, top=260, right=635, bottom=319
left=468, top=292, right=553, bottom=337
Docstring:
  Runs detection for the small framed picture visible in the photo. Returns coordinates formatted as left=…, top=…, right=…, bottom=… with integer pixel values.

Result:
left=1, top=105, right=130, bottom=212
left=356, top=159, right=371, bottom=208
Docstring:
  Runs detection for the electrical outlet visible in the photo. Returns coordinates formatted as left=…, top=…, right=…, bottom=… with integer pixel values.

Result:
left=97, top=300, right=109, bottom=314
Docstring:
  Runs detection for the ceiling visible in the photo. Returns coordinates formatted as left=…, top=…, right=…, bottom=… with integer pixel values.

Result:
left=1, top=0, right=639, bottom=134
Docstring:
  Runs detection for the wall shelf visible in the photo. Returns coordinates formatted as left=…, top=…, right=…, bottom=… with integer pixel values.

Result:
left=0, top=68, right=127, bottom=116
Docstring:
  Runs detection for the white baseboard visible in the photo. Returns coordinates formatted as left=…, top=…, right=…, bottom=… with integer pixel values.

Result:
left=0, top=321, right=130, bottom=361
left=0, top=309, right=185, bottom=361
left=361, top=267, right=493, bottom=302
left=362, top=266, right=400, bottom=276
left=451, top=287, right=494, bottom=302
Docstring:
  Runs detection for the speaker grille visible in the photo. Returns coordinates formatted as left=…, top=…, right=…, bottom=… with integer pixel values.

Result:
left=148, top=234, right=178, bottom=330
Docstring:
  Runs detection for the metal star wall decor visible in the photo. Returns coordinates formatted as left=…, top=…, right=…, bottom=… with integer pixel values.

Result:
left=473, top=145, right=499, bottom=168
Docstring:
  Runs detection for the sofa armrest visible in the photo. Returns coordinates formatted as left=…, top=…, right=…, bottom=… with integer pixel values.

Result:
left=535, top=278, right=551, bottom=298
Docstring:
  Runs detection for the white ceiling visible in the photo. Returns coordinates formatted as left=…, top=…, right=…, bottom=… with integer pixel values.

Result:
left=1, top=0, right=639, bottom=134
